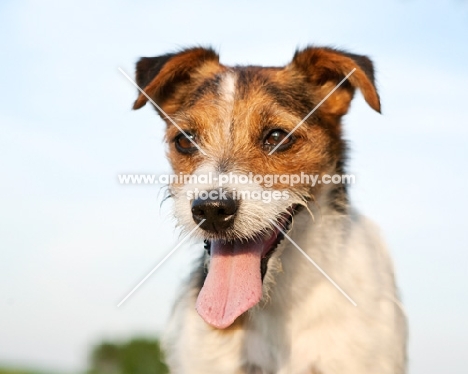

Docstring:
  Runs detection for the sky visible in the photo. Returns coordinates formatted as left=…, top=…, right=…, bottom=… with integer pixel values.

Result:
left=0, top=0, right=467, bottom=373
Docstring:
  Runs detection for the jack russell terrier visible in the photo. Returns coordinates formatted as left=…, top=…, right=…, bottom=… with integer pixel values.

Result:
left=132, top=46, right=407, bottom=374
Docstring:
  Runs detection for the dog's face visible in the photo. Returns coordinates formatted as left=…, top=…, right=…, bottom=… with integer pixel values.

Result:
left=133, top=46, right=379, bottom=329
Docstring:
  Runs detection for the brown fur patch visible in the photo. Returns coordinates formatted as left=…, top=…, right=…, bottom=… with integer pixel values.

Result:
left=290, top=46, right=381, bottom=114
left=133, top=47, right=221, bottom=111
left=133, top=46, right=380, bottom=207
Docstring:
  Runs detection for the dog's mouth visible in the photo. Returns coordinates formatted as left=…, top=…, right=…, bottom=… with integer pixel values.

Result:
left=195, top=205, right=300, bottom=329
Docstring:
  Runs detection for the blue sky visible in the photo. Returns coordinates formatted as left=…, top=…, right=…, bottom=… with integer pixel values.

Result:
left=0, top=0, right=467, bottom=372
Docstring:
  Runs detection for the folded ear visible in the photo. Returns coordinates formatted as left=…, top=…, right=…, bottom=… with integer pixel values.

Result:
left=290, top=46, right=380, bottom=115
left=132, top=47, right=219, bottom=110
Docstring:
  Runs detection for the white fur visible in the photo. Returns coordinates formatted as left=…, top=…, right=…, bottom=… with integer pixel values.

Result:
left=219, top=72, right=236, bottom=139
left=171, top=164, right=307, bottom=242
left=163, top=194, right=407, bottom=373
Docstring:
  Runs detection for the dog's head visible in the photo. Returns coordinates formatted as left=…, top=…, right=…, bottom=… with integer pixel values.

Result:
left=133, top=46, right=379, bottom=328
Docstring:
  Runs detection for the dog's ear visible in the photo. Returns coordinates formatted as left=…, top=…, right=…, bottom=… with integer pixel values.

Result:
left=290, top=47, right=380, bottom=115
left=132, top=47, right=219, bottom=111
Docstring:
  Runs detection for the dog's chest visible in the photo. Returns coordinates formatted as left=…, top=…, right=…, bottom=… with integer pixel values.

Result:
left=241, top=283, right=332, bottom=373
left=241, top=290, right=360, bottom=374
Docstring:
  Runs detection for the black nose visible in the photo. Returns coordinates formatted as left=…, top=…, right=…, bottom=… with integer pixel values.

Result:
left=191, top=191, right=237, bottom=232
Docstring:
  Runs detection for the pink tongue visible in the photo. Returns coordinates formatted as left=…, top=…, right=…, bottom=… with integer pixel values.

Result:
left=196, top=238, right=271, bottom=329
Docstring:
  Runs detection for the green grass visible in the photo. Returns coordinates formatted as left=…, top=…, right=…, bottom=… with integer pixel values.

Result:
left=0, top=368, right=54, bottom=374
left=0, top=337, right=168, bottom=374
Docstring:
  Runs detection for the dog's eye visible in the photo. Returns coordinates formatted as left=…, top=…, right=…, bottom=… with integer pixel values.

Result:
left=263, top=129, right=292, bottom=151
left=175, top=132, right=198, bottom=154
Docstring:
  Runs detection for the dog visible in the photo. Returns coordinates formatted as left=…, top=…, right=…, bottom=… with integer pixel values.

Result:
left=132, top=46, right=407, bottom=373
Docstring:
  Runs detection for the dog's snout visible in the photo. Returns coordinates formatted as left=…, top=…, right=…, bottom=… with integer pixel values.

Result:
left=191, top=192, right=237, bottom=232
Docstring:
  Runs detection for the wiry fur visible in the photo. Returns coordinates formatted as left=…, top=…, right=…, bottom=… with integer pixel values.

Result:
left=171, top=165, right=309, bottom=242
left=132, top=46, right=407, bottom=373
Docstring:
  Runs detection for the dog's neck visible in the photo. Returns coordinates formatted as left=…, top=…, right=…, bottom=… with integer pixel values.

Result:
left=257, top=184, right=352, bottom=307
